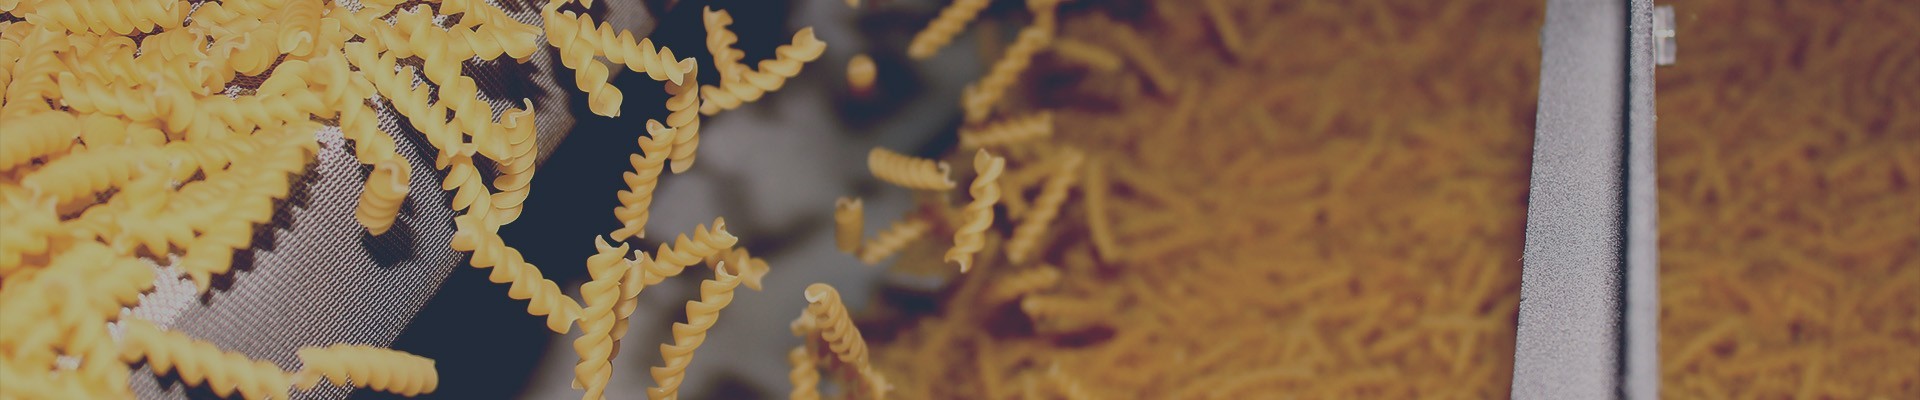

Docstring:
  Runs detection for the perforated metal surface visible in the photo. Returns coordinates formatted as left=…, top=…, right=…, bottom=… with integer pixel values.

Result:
left=125, top=0, right=578, bottom=398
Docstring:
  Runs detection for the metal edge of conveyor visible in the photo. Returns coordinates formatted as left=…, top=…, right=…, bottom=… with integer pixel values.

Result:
left=1512, top=0, right=1658, bottom=398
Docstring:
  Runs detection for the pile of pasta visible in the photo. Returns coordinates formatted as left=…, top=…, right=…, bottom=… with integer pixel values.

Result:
left=1655, top=0, right=1919, bottom=397
left=0, top=0, right=816, bottom=398
left=812, top=0, right=1543, bottom=398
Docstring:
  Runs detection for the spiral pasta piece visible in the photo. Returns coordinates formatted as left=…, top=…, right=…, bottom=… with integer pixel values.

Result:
left=1049, top=38, right=1123, bottom=72
left=611, top=120, right=678, bottom=241
left=788, top=346, right=821, bottom=400
left=542, top=5, right=694, bottom=85
left=643, top=217, right=741, bottom=278
left=984, top=265, right=1062, bottom=305
left=907, top=0, right=991, bottom=60
left=946, top=149, right=1005, bottom=272
left=0, top=112, right=79, bottom=171
left=963, top=23, right=1053, bottom=123
left=703, top=7, right=747, bottom=83
left=451, top=214, right=583, bottom=333
left=1019, top=295, right=1109, bottom=332
left=119, top=319, right=295, bottom=400
left=354, top=157, right=411, bottom=236
left=293, top=344, right=439, bottom=397
left=571, top=236, right=629, bottom=397
left=489, top=100, right=539, bottom=225
left=703, top=247, right=771, bottom=292
left=16, top=0, right=188, bottom=35
left=0, top=197, right=61, bottom=276
left=803, top=283, right=890, bottom=398
left=859, top=217, right=931, bottom=266
left=869, top=147, right=957, bottom=191
left=960, top=111, right=1054, bottom=150
left=1006, top=149, right=1082, bottom=263
left=1081, top=158, right=1122, bottom=262
left=666, top=68, right=702, bottom=174
left=698, top=28, right=826, bottom=116
left=20, top=146, right=156, bottom=207
left=834, top=197, right=865, bottom=255
left=646, top=260, right=742, bottom=400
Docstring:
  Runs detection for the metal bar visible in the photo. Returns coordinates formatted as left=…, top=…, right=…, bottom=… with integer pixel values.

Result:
left=1512, top=0, right=1659, bottom=398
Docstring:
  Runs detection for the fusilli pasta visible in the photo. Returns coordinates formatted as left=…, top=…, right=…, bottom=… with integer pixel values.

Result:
left=611, top=120, right=678, bottom=241
left=1006, top=148, right=1082, bottom=263
left=962, top=22, right=1052, bottom=123
left=960, top=111, right=1053, bottom=150
left=907, top=0, right=990, bottom=60
left=294, top=344, right=439, bottom=397
left=858, top=217, right=930, bottom=266
left=646, top=260, right=742, bottom=400
left=868, top=147, right=956, bottom=191
left=834, top=197, right=865, bottom=255
left=945, top=149, right=1005, bottom=272
left=354, top=157, right=411, bottom=236
left=119, top=319, right=295, bottom=400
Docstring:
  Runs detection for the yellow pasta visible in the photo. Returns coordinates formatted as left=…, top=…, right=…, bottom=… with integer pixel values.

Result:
left=703, top=7, right=748, bottom=84
left=646, top=260, right=742, bottom=400
left=1049, top=38, right=1122, bottom=72
left=293, top=344, right=439, bottom=397
left=0, top=112, right=78, bottom=171
left=451, top=214, right=583, bottom=334
left=14, top=0, right=188, bottom=35
left=959, top=111, right=1054, bottom=150
left=666, top=68, right=704, bottom=173
left=354, top=157, right=412, bottom=236
left=835, top=197, right=866, bottom=255
left=119, top=319, right=295, bottom=400
left=1005, top=149, right=1082, bottom=263
left=907, top=0, right=991, bottom=60
left=803, top=283, right=890, bottom=398
left=612, top=120, right=679, bottom=241
left=859, top=217, right=931, bottom=266
left=1080, top=158, right=1122, bottom=262
left=868, top=147, right=956, bottom=191
left=787, top=346, right=821, bottom=400
left=962, top=22, right=1053, bottom=123
left=983, top=265, right=1062, bottom=305
left=699, top=28, right=828, bottom=115
left=1019, top=294, right=1109, bottom=333
left=847, top=53, right=877, bottom=95
left=1200, top=0, right=1246, bottom=60
left=571, top=237, right=629, bottom=397
left=946, top=149, right=1005, bottom=272
left=704, top=247, right=772, bottom=292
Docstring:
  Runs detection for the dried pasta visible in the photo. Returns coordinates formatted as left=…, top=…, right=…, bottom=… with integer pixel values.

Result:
left=646, top=260, right=743, bottom=400
left=859, top=217, right=932, bottom=266
left=119, top=319, right=296, bottom=400
left=1005, top=148, right=1082, bottom=263
left=354, top=157, right=412, bottom=236
left=962, top=22, right=1053, bottom=123
left=868, top=147, right=957, bottom=191
left=788, top=346, right=822, bottom=400
left=294, top=344, right=439, bottom=397
left=835, top=197, right=866, bottom=254
left=946, top=149, right=1005, bottom=272
left=983, top=265, right=1062, bottom=305
left=612, top=120, right=679, bottom=241
left=959, top=111, right=1054, bottom=150
left=699, top=27, right=828, bottom=115
left=1048, top=38, right=1122, bottom=72
left=803, top=283, right=889, bottom=398
left=571, top=237, right=629, bottom=397
left=665, top=68, right=704, bottom=174
left=907, top=0, right=991, bottom=60
left=847, top=54, right=877, bottom=95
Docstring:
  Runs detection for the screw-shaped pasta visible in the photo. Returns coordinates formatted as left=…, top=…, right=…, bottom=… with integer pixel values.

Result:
left=959, top=111, right=1054, bottom=150
left=612, top=120, right=678, bottom=242
left=354, top=157, right=412, bottom=236
left=869, top=147, right=957, bottom=191
left=859, top=217, right=931, bottom=266
left=0, top=112, right=78, bottom=171
left=703, top=247, right=771, bottom=292
left=542, top=6, right=695, bottom=85
left=962, top=23, right=1053, bottom=123
left=451, top=214, right=584, bottom=334
left=984, top=265, right=1062, bottom=305
left=489, top=100, right=540, bottom=225
left=803, top=283, right=891, bottom=399
left=1019, top=295, right=1109, bottom=332
left=1048, top=38, right=1123, bottom=72
left=0, top=197, right=60, bottom=276
left=15, top=0, right=188, bottom=35
left=572, top=236, right=629, bottom=397
left=646, top=260, right=743, bottom=400
left=646, top=217, right=740, bottom=272
left=834, top=197, right=865, bottom=255
left=788, top=346, right=821, bottom=400
left=1006, top=149, right=1083, bottom=263
left=119, top=319, right=295, bottom=400
left=947, top=150, right=1006, bottom=272
left=20, top=146, right=154, bottom=209
left=294, top=344, right=439, bottom=397
left=666, top=68, right=703, bottom=174
left=907, top=0, right=991, bottom=60
left=698, top=28, right=826, bottom=116
left=703, top=7, right=747, bottom=84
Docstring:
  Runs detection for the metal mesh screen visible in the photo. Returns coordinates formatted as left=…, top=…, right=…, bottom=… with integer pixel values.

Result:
left=125, top=0, right=580, bottom=398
